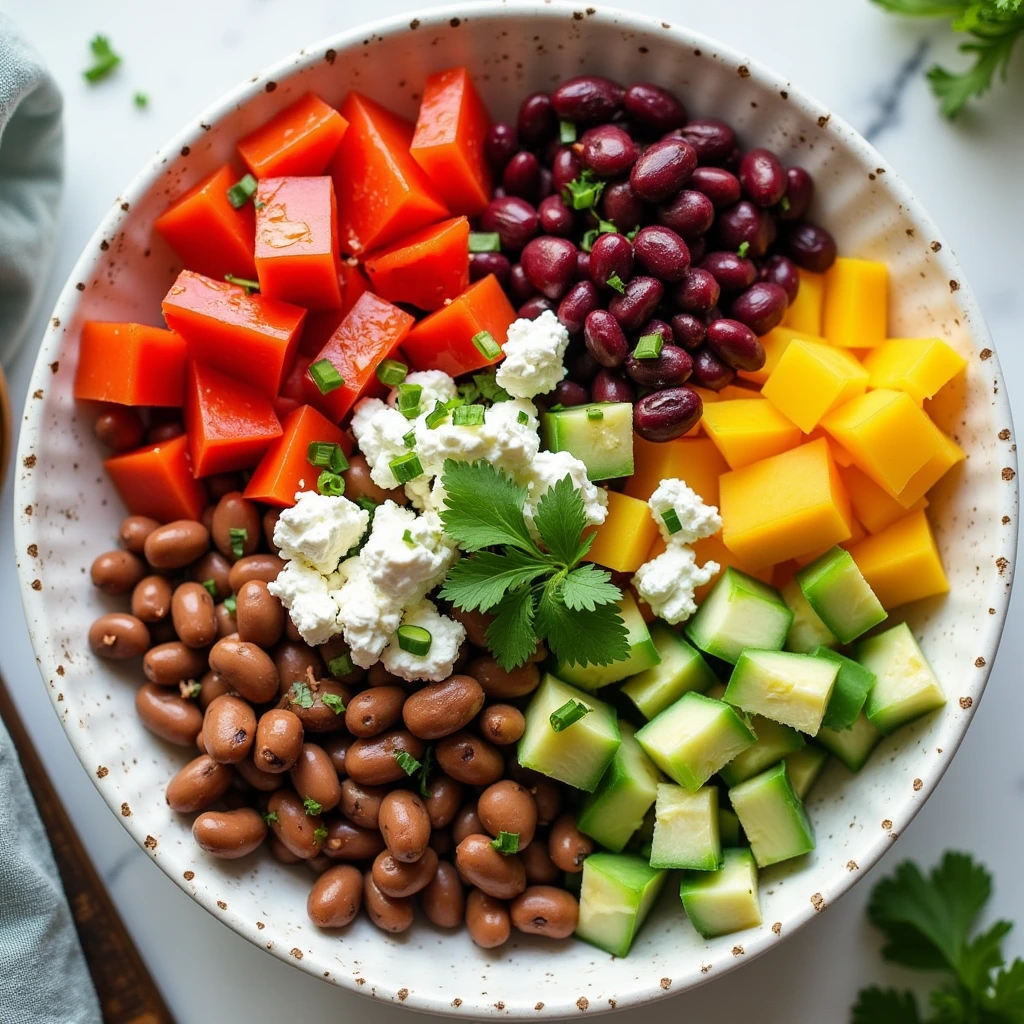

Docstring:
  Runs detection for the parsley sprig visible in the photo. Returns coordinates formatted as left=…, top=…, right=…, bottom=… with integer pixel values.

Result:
left=438, top=460, right=629, bottom=671
left=83, top=35, right=121, bottom=83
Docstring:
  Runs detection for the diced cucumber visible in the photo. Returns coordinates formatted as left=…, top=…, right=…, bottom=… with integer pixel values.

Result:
left=636, top=692, right=756, bottom=791
left=718, top=715, right=806, bottom=787
left=575, top=852, right=667, bottom=957
left=621, top=623, right=716, bottom=719
left=781, top=577, right=838, bottom=653
left=679, top=847, right=761, bottom=939
left=723, top=650, right=839, bottom=736
left=577, top=724, right=662, bottom=853
left=685, top=568, right=793, bottom=665
left=518, top=674, right=621, bottom=792
left=812, top=646, right=876, bottom=731
left=556, top=592, right=659, bottom=692
left=718, top=807, right=743, bottom=847
left=816, top=712, right=882, bottom=772
left=782, top=746, right=830, bottom=799
left=650, top=783, right=721, bottom=871
left=797, top=546, right=887, bottom=644
left=541, top=402, right=634, bottom=480
left=857, top=622, right=946, bottom=734
left=728, top=762, right=815, bottom=868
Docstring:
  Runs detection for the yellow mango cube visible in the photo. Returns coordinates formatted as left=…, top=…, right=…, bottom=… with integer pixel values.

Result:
left=862, top=337, right=968, bottom=404
left=846, top=510, right=949, bottom=609
left=793, top=515, right=867, bottom=567
left=701, top=400, right=802, bottom=470
left=587, top=490, right=660, bottom=574
left=762, top=340, right=869, bottom=433
left=623, top=436, right=728, bottom=507
left=719, top=438, right=852, bottom=568
left=823, top=257, right=888, bottom=348
left=782, top=268, right=826, bottom=335
left=807, top=427, right=855, bottom=467
left=738, top=326, right=823, bottom=386
left=839, top=464, right=927, bottom=534
left=717, top=384, right=764, bottom=401
left=894, top=429, right=965, bottom=508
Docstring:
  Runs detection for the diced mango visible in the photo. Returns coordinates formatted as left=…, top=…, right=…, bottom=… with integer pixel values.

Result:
left=719, top=438, right=852, bottom=569
left=839, top=464, right=928, bottom=534
left=894, top=429, right=965, bottom=508
left=782, top=269, right=826, bottom=335
left=717, top=384, right=764, bottom=401
left=846, top=510, right=949, bottom=609
left=762, top=340, right=869, bottom=433
left=793, top=514, right=867, bottom=567
left=823, top=257, right=887, bottom=348
left=624, top=436, right=728, bottom=507
left=862, top=338, right=967, bottom=405
left=701, top=400, right=802, bottom=470
left=587, top=490, right=660, bottom=574
left=808, top=427, right=855, bottom=467
left=738, top=326, right=823, bottom=386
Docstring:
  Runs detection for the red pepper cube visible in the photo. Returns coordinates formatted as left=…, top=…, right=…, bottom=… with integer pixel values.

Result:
left=153, top=164, right=257, bottom=281
left=161, top=270, right=306, bottom=398
left=245, top=404, right=354, bottom=507
left=74, top=322, right=187, bottom=406
left=303, top=292, right=415, bottom=422
left=298, top=263, right=372, bottom=357
left=402, top=275, right=516, bottom=376
left=105, top=434, right=207, bottom=522
left=254, top=176, right=342, bottom=310
left=365, top=216, right=470, bottom=311
left=184, top=361, right=283, bottom=477
left=237, top=93, right=349, bottom=179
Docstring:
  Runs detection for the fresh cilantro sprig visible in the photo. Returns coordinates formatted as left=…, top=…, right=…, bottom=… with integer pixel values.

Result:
left=851, top=852, right=1024, bottom=1023
left=83, top=35, right=121, bottom=83
left=438, top=460, right=629, bottom=671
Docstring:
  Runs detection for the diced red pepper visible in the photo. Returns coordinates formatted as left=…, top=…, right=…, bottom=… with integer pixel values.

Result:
left=244, top=404, right=354, bottom=507
left=364, top=216, right=470, bottom=311
left=401, top=274, right=515, bottom=376
left=153, top=164, right=257, bottom=281
left=74, top=322, right=187, bottom=406
left=280, top=353, right=313, bottom=405
left=161, top=270, right=306, bottom=397
left=303, top=292, right=414, bottom=422
left=331, top=92, right=449, bottom=256
left=410, top=68, right=492, bottom=216
left=105, top=434, right=207, bottom=522
left=298, top=263, right=373, bottom=357
left=237, top=92, right=349, bottom=179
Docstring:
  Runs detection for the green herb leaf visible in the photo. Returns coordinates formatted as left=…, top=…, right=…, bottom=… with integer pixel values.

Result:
left=468, top=231, right=502, bottom=253
left=533, top=474, right=588, bottom=565
left=83, top=35, right=121, bottom=83
left=559, top=119, right=577, bottom=143
left=542, top=591, right=630, bottom=667
left=313, top=826, right=329, bottom=843
left=490, top=830, right=521, bottom=854
left=606, top=272, right=626, bottom=294
left=134, top=92, right=149, bottom=108
left=418, top=745, right=435, bottom=798
left=303, top=796, right=323, bottom=816
left=927, top=33, right=1021, bottom=117
left=473, top=371, right=511, bottom=403
left=261, top=811, right=279, bottom=825
left=850, top=987, right=922, bottom=1024
left=562, top=564, right=621, bottom=612
left=223, top=594, right=237, bottom=615
left=201, top=578, right=218, bottom=598
left=228, top=527, right=248, bottom=558
left=440, top=549, right=551, bottom=612
left=985, top=959, right=1024, bottom=1016
left=737, top=240, right=750, bottom=258
left=321, top=692, right=346, bottom=714
left=289, top=681, right=315, bottom=709
left=563, top=169, right=606, bottom=210
left=224, top=273, right=260, bottom=293
left=394, top=750, right=422, bottom=776
left=485, top=585, right=537, bottom=671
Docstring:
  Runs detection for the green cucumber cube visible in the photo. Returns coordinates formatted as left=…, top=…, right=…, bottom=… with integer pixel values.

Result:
left=650, top=783, right=721, bottom=870
left=781, top=577, right=837, bottom=653
left=679, top=847, right=762, bottom=939
left=797, top=546, right=887, bottom=644
left=541, top=402, right=634, bottom=480
left=728, top=762, right=815, bottom=868
left=718, top=807, right=742, bottom=847
left=518, top=674, right=621, bottom=792
left=718, top=714, right=806, bottom=787
left=577, top=724, right=662, bottom=853
left=782, top=746, right=830, bottom=799
left=575, top=852, right=667, bottom=957
left=621, top=622, right=716, bottom=718
left=724, top=649, right=839, bottom=736
left=857, top=622, right=946, bottom=734
left=816, top=712, right=882, bottom=772
left=636, top=692, right=755, bottom=791
left=812, top=646, right=876, bottom=731
left=685, top=568, right=793, bottom=665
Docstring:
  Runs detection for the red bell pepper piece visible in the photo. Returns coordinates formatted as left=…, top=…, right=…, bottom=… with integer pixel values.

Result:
left=237, top=93, right=349, bottom=179
left=105, top=434, right=207, bottom=522
left=74, top=322, right=187, bottom=406
left=298, top=262, right=373, bottom=357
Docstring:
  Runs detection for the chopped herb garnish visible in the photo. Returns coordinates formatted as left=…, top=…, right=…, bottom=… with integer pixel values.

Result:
left=473, top=371, right=511, bottom=403
left=472, top=330, right=502, bottom=360
left=226, top=174, right=258, bottom=209
left=308, top=358, right=344, bottom=394
left=425, top=400, right=449, bottom=429
left=586, top=407, right=604, bottom=420
left=559, top=119, right=577, bottom=143
left=581, top=217, right=620, bottom=253
left=327, top=654, right=353, bottom=679
left=490, top=830, right=521, bottom=855
left=389, top=452, right=424, bottom=484
left=456, top=379, right=482, bottom=406
left=261, top=811, right=279, bottom=825
left=397, top=625, right=432, bottom=656
left=452, top=404, right=486, bottom=426
left=321, top=692, right=346, bottom=714
left=662, top=509, right=683, bottom=535
left=633, top=333, right=664, bottom=360
left=606, top=272, right=626, bottom=294
left=397, top=382, right=423, bottom=419
left=517, top=410, right=529, bottom=426
left=223, top=594, right=237, bottom=615
left=357, top=496, right=378, bottom=514
left=376, top=358, right=408, bottom=387
left=83, top=35, right=121, bottom=83
left=737, top=240, right=751, bottom=258
left=625, top=225, right=640, bottom=242
left=403, top=528, right=417, bottom=548
left=468, top=231, right=502, bottom=253
left=403, top=430, right=417, bottom=449
left=303, top=796, right=323, bottom=816
left=307, top=441, right=345, bottom=469
left=418, top=745, right=435, bottom=798
left=563, top=169, right=606, bottom=211
left=201, top=578, right=218, bottom=598
left=289, top=681, right=315, bottom=709
left=780, top=196, right=791, bottom=212
left=550, top=699, right=593, bottom=732
left=179, top=679, right=201, bottom=699
left=224, top=273, right=260, bottom=294
left=133, top=91, right=149, bottom=108
left=394, top=750, right=422, bottom=776
left=317, top=470, right=345, bottom=496
left=228, top=527, right=248, bottom=558
left=313, top=826, right=329, bottom=843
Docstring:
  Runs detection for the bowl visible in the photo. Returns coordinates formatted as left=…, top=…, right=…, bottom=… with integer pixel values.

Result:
left=13, top=2, right=1018, bottom=1017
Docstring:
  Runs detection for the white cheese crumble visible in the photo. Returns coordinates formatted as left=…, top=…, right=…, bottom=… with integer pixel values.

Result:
left=268, top=559, right=346, bottom=647
left=522, top=450, right=608, bottom=535
left=272, top=491, right=370, bottom=574
left=648, top=478, right=722, bottom=545
left=349, top=398, right=412, bottom=491
left=633, top=544, right=719, bottom=625
left=391, top=369, right=457, bottom=412
left=380, top=599, right=467, bottom=682
left=332, top=556, right=403, bottom=669
left=495, top=310, right=570, bottom=400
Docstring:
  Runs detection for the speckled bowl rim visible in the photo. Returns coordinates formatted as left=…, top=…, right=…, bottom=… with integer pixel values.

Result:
left=14, top=1, right=1018, bottom=1017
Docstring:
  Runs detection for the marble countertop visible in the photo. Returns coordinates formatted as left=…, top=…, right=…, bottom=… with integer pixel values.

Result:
left=2, top=0, right=1023, bottom=1021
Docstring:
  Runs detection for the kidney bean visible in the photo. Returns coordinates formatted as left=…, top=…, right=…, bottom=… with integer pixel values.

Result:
left=339, top=778, right=387, bottom=829
left=656, top=190, right=714, bottom=239
left=568, top=343, right=601, bottom=381
left=630, top=138, right=697, bottom=202
left=170, top=582, right=217, bottom=650
left=520, top=236, right=577, bottom=300
left=518, top=296, right=554, bottom=320
left=430, top=829, right=453, bottom=859
left=90, top=549, right=145, bottom=596
left=456, top=834, right=527, bottom=900
left=469, top=252, right=511, bottom=289
left=535, top=196, right=573, bottom=241
left=290, top=743, right=342, bottom=813
left=480, top=196, right=538, bottom=252
left=673, top=267, right=720, bottom=314
left=363, top=872, right=414, bottom=933
left=589, top=234, right=633, bottom=294
left=130, top=576, right=172, bottom=624
left=232, top=580, right=283, bottom=649
left=143, top=520, right=209, bottom=570
left=269, top=835, right=302, bottom=864
left=452, top=804, right=483, bottom=846
left=551, top=146, right=582, bottom=194
left=601, top=181, right=648, bottom=232
left=517, top=91, right=556, bottom=145
left=608, top=275, right=664, bottom=331
left=306, top=864, right=363, bottom=928
left=344, top=730, right=425, bottom=787
left=580, top=125, right=636, bottom=178
left=136, top=684, right=203, bottom=746
left=548, top=813, right=594, bottom=873
left=196, top=671, right=230, bottom=712
left=143, top=642, right=207, bottom=686
left=424, top=774, right=464, bottom=829
left=706, top=318, right=768, bottom=369
left=478, top=705, right=525, bottom=746
left=94, top=407, right=145, bottom=451
left=527, top=780, right=562, bottom=826
left=779, top=166, right=813, bottom=221
left=679, top=119, right=736, bottom=165
left=759, top=255, right=800, bottom=305
left=268, top=788, right=323, bottom=859
left=632, top=225, right=691, bottom=282
left=199, top=506, right=215, bottom=534
left=201, top=474, right=237, bottom=503
left=634, top=386, right=703, bottom=442
left=446, top=607, right=490, bottom=649
left=419, top=861, right=465, bottom=929
left=166, top=754, right=233, bottom=813
left=552, top=75, right=625, bottom=124
left=511, top=886, right=579, bottom=939
left=477, top=781, right=538, bottom=849
left=716, top=201, right=773, bottom=257
left=402, top=675, right=485, bottom=741
left=688, top=166, right=741, bottom=209
left=554, top=281, right=598, bottom=336
left=784, top=221, right=837, bottom=272
left=209, top=638, right=278, bottom=704
left=253, top=708, right=304, bottom=773
left=436, top=732, right=505, bottom=787
left=275, top=645, right=321, bottom=695
left=214, top=603, right=236, bottom=639
left=484, top=122, right=517, bottom=171
left=730, top=282, right=788, bottom=335
left=503, top=151, right=541, bottom=201
left=188, top=553, right=230, bottom=603
left=341, top=685, right=401, bottom=739
left=691, top=346, right=736, bottom=390
left=670, top=312, right=708, bottom=351
left=372, top=846, right=438, bottom=899
left=508, top=263, right=537, bottom=304
left=624, top=82, right=687, bottom=133
left=466, top=655, right=541, bottom=700
left=322, top=819, right=385, bottom=861
left=193, top=808, right=266, bottom=859
left=202, top=694, right=256, bottom=764
left=235, top=755, right=284, bottom=793
left=574, top=250, right=591, bottom=284
left=589, top=369, right=633, bottom=404
left=739, top=148, right=786, bottom=207
left=626, top=344, right=693, bottom=388
left=210, top=493, right=260, bottom=562
left=699, top=251, right=757, bottom=294
left=465, top=888, right=510, bottom=948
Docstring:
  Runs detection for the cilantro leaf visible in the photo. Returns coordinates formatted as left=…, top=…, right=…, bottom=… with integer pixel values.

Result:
left=871, top=0, right=969, bottom=13
left=485, top=585, right=537, bottom=671
left=562, top=563, right=621, bottom=612
left=440, top=549, right=550, bottom=612
left=986, top=959, right=1024, bottom=1018
left=288, top=681, right=314, bottom=709
left=850, top=987, right=922, bottom=1024
left=534, top=475, right=589, bottom=565
left=542, top=589, right=629, bottom=667
left=84, top=35, right=122, bottom=83
left=927, top=32, right=1021, bottom=117
left=440, top=460, right=541, bottom=555
left=961, top=919, right=1014, bottom=993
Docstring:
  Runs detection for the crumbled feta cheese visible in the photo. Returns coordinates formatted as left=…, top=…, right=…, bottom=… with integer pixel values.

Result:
left=394, top=370, right=457, bottom=411
left=495, top=310, right=570, bottom=399
left=649, top=478, right=722, bottom=545
left=381, top=599, right=467, bottom=682
left=415, top=419, right=495, bottom=476
left=523, top=450, right=608, bottom=534
left=483, top=398, right=542, bottom=471
left=333, top=556, right=403, bottom=668
left=268, top=558, right=343, bottom=646
left=350, top=398, right=412, bottom=490
left=633, top=545, right=720, bottom=625
left=272, top=491, right=370, bottom=574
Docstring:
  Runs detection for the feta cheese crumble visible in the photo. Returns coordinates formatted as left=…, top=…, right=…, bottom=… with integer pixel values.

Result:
left=268, top=558, right=346, bottom=647
left=332, top=556, right=403, bottom=669
left=495, top=310, right=570, bottom=399
left=380, top=599, right=467, bottom=682
left=272, top=491, right=370, bottom=574
left=649, top=478, right=722, bottom=544
left=522, top=450, right=608, bottom=535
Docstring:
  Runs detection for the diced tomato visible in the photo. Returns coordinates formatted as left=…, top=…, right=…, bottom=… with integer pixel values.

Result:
left=303, top=292, right=414, bottom=422
left=105, top=434, right=207, bottom=522
left=153, top=164, right=257, bottom=281
left=244, top=404, right=354, bottom=507
left=161, top=270, right=306, bottom=397
left=237, top=92, right=349, bottom=179
left=364, top=216, right=470, bottom=311
left=184, top=361, right=283, bottom=477
left=74, top=322, right=187, bottom=406
left=339, top=261, right=372, bottom=315
left=410, top=68, right=492, bottom=216
left=331, top=92, right=449, bottom=255
left=401, top=275, right=515, bottom=376
left=298, top=263, right=373, bottom=357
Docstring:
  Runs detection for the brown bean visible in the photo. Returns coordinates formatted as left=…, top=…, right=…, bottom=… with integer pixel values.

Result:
left=89, top=613, right=150, bottom=660
left=171, top=582, right=218, bottom=649
left=228, top=553, right=284, bottom=591
left=209, top=638, right=279, bottom=704
left=290, top=743, right=342, bottom=812
left=195, top=729, right=207, bottom=755
left=402, top=675, right=485, bottom=740
left=119, top=515, right=160, bottom=554
left=307, top=864, right=363, bottom=928
left=435, top=731, right=504, bottom=786
left=166, top=754, right=233, bottom=812
left=449, top=606, right=492, bottom=648
left=363, top=872, right=414, bottom=933
left=521, top=839, right=560, bottom=884
left=148, top=420, right=184, bottom=444
left=465, top=888, right=511, bottom=949
left=136, top=684, right=203, bottom=745
left=284, top=617, right=303, bottom=643
left=452, top=804, right=484, bottom=846
left=529, top=780, right=562, bottom=826
left=510, top=886, right=579, bottom=939
left=478, top=780, right=538, bottom=849
left=235, top=754, right=285, bottom=792
left=143, top=642, right=208, bottom=687
left=267, top=789, right=324, bottom=859
left=345, top=685, right=405, bottom=738
left=205, top=472, right=242, bottom=501
left=344, top=453, right=405, bottom=505
left=420, top=860, right=465, bottom=928
left=214, top=602, right=237, bottom=638
left=254, top=709, right=304, bottom=773
left=197, top=670, right=231, bottom=711
left=269, top=835, right=303, bottom=864
left=262, top=508, right=281, bottom=552
left=318, top=637, right=365, bottom=685
left=372, top=846, right=438, bottom=898
left=235, top=580, right=284, bottom=647
left=200, top=504, right=215, bottom=534
left=549, top=813, right=593, bottom=873
left=479, top=704, right=526, bottom=745
left=322, top=819, right=386, bottom=861
left=211, top=492, right=261, bottom=562
left=339, top=779, right=387, bottom=829
left=367, top=662, right=402, bottom=687
left=144, top=520, right=210, bottom=570
left=424, top=774, right=464, bottom=829
left=94, top=407, right=144, bottom=451
left=284, top=679, right=351, bottom=734
left=466, top=655, right=540, bottom=699
left=344, top=730, right=425, bottom=786
left=321, top=735, right=352, bottom=777
left=429, top=828, right=453, bottom=859
left=203, top=695, right=256, bottom=764
left=149, top=620, right=178, bottom=645
left=274, top=642, right=322, bottom=693
left=193, top=808, right=267, bottom=859
left=378, top=790, right=431, bottom=863
left=455, top=834, right=527, bottom=900
left=131, top=575, right=173, bottom=623
left=191, top=551, right=232, bottom=601
left=90, top=549, right=146, bottom=595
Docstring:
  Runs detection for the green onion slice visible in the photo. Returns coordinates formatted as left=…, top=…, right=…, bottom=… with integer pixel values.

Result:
left=307, top=441, right=343, bottom=468
left=389, top=452, right=424, bottom=484
left=228, top=527, right=248, bottom=558
left=376, top=358, right=408, bottom=387
left=633, top=333, right=664, bottom=360
left=517, top=410, right=529, bottom=425
left=471, top=330, right=501, bottom=361
left=586, top=407, right=604, bottom=420
left=223, top=594, right=237, bottom=615
left=403, top=430, right=416, bottom=449
left=397, top=382, right=423, bottom=419
left=662, top=509, right=683, bottom=535
left=737, top=240, right=750, bottom=258
left=201, top=578, right=218, bottom=598
left=549, top=698, right=592, bottom=732
left=402, top=528, right=416, bottom=548
left=490, top=830, right=521, bottom=855
left=309, top=359, right=344, bottom=394
left=452, top=404, right=485, bottom=426
left=317, top=470, right=345, bottom=497
left=394, top=750, right=422, bottom=776
left=224, top=273, right=260, bottom=294
left=226, top=173, right=258, bottom=209
left=397, top=625, right=432, bottom=656
left=559, top=120, right=577, bottom=143
left=425, top=401, right=449, bottom=429
left=468, top=231, right=501, bottom=253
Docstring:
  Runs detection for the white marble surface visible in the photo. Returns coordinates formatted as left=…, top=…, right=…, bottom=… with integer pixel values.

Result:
left=2, top=1, right=1023, bottom=1021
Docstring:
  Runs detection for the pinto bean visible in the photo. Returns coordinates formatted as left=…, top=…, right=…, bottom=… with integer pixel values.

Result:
left=402, top=675, right=485, bottom=740
left=192, top=808, right=267, bottom=859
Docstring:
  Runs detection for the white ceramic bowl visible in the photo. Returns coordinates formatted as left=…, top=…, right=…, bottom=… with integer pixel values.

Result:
left=14, top=2, right=1018, bottom=1017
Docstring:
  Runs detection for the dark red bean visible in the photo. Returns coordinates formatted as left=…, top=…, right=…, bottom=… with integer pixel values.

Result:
left=568, top=348, right=600, bottom=382
left=670, top=312, right=707, bottom=351
left=699, top=252, right=757, bottom=293
left=784, top=222, right=837, bottom=273
left=537, top=167, right=554, bottom=201
left=626, top=343, right=693, bottom=388
left=706, top=319, right=766, bottom=371
left=509, top=263, right=537, bottom=302
left=583, top=310, right=630, bottom=367
left=656, top=190, right=714, bottom=239
left=518, top=92, right=557, bottom=146
left=632, top=225, right=690, bottom=282
left=470, top=252, right=511, bottom=287
left=779, top=167, right=813, bottom=222
left=551, top=146, right=582, bottom=193
left=608, top=276, right=664, bottom=331
left=502, top=151, right=541, bottom=201
left=480, top=197, right=539, bottom=252
left=575, top=249, right=591, bottom=281
left=551, top=380, right=590, bottom=407
left=760, top=255, right=800, bottom=303
left=624, top=82, right=687, bottom=133
left=538, top=194, right=575, bottom=237
left=556, top=280, right=601, bottom=335
left=589, top=233, right=633, bottom=291
left=673, top=267, right=720, bottom=313
left=689, top=166, right=741, bottom=208
left=730, top=283, right=788, bottom=336
left=688, top=236, right=706, bottom=265
left=634, top=387, right=703, bottom=441
left=640, top=318, right=675, bottom=346
left=630, top=138, right=697, bottom=202
left=591, top=370, right=634, bottom=404
left=678, top=119, right=736, bottom=165
left=739, top=148, right=786, bottom=207
left=691, top=347, right=735, bottom=390
left=518, top=296, right=555, bottom=320
left=580, top=125, right=636, bottom=178
left=601, top=181, right=649, bottom=232
left=715, top=201, right=773, bottom=257
left=485, top=123, right=518, bottom=172
left=521, top=236, right=577, bottom=300
left=552, top=76, right=625, bottom=125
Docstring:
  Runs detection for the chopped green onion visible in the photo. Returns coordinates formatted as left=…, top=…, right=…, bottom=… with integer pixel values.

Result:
left=307, top=441, right=343, bottom=468
left=633, top=333, right=664, bottom=360
left=403, top=430, right=417, bottom=449
left=224, top=273, right=260, bottom=294
left=376, top=358, right=408, bottom=387
left=563, top=169, right=605, bottom=211
left=468, top=231, right=502, bottom=253
left=581, top=229, right=599, bottom=253
left=586, top=407, right=604, bottom=421
left=490, top=830, right=521, bottom=855
left=223, top=594, right=237, bottom=615
left=403, top=528, right=417, bottom=548
left=289, top=681, right=314, bottom=709
left=662, top=509, right=683, bottom=535
left=625, top=225, right=640, bottom=242
left=473, top=371, right=511, bottom=403
left=330, top=447, right=349, bottom=473
left=303, top=796, right=323, bottom=816
left=549, top=698, right=592, bottom=732
left=327, top=654, right=353, bottom=679
left=309, top=359, right=344, bottom=394
left=418, top=745, right=435, bottom=798
left=83, top=35, right=121, bottom=83
left=606, top=272, right=626, bottom=294
left=321, top=692, right=346, bottom=714
left=228, top=527, right=248, bottom=558
left=389, top=452, right=424, bottom=484
left=452, top=404, right=485, bottom=426
left=425, top=401, right=449, bottom=429
left=559, top=119, right=577, bottom=143
left=201, top=578, right=218, bottom=598
left=397, top=382, right=423, bottom=419
left=397, top=624, right=432, bottom=656
left=737, top=240, right=750, bottom=259
left=313, top=826, right=329, bottom=843
left=472, top=330, right=501, bottom=360
left=357, top=496, right=378, bottom=514
left=517, top=410, right=529, bottom=426
left=133, top=92, right=149, bottom=109
left=457, top=379, right=481, bottom=405
left=317, top=470, right=345, bottom=496
left=261, top=810, right=279, bottom=825
left=226, top=173, right=258, bottom=209
left=394, top=750, right=422, bottom=776
left=780, top=196, right=791, bottom=212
